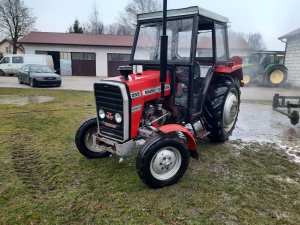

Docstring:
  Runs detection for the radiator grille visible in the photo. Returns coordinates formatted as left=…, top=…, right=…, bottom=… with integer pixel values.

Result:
left=94, top=82, right=128, bottom=142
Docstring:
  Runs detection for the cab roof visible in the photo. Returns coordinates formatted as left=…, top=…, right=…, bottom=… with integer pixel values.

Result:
left=137, top=6, right=229, bottom=23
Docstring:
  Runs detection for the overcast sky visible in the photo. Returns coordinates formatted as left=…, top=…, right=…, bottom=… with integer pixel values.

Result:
left=24, top=0, right=300, bottom=50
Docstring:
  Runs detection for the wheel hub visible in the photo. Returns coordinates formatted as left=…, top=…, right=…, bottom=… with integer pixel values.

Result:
left=150, top=147, right=182, bottom=180
left=223, top=91, right=238, bottom=132
left=243, top=74, right=250, bottom=85
left=270, top=70, right=284, bottom=84
left=84, top=127, right=105, bottom=153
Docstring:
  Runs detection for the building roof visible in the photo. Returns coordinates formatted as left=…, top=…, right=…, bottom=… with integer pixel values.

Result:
left=19, top=32, right=134, bottom=47
left=279, top=28, right=300, bottom=40
left=0, top=38, right=24, bottom=51
left=0, top=38, right=16, bottom=46
left=19, top=31, right=249, bottom=51
left=228, top=36, right=250, bottom=50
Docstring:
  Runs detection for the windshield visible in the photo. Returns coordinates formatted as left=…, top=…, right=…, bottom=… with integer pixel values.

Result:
left=133, top=18, right=194, bottom=62
left=30, top=66, right=53, bottom=73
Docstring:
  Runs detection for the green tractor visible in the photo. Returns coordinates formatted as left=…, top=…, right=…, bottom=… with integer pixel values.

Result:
left=242, top=51, right=287, bottom=87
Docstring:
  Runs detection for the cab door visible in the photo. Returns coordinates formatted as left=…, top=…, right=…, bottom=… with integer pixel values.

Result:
left=0, top=56, right=12, bottom=74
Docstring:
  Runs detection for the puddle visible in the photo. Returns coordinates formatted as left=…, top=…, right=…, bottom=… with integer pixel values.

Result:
left=231, top=103, right=300, bottom=163
left=0, top=95, right=54, bottom=106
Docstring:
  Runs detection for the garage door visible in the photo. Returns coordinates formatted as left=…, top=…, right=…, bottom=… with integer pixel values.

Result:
left=107, top=53, right=131, bottom=77
left=72, top=52, right=96, bottom=76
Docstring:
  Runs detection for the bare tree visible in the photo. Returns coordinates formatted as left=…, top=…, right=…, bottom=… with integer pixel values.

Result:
left=0, top=0, right=36, bottom=54
left=105, top=23, right=133, bottom=35
left=244, top=32, right=266, bottom=51
left=107, top=0, right=161, bottom=35
left=84, top=2, right=104, bottom=34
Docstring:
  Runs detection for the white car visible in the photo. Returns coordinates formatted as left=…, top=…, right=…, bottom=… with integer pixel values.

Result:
left=0, top=54, right=53, bottom=76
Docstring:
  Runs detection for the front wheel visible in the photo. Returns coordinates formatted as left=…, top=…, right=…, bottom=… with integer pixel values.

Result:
left=29, top=78, right=35, bottom=87
left=203, top=76, right=240, bottom=142
left=136, top=134, right=189, bottom=189
left=18, top=76, right=23, bottom=84
left=0, top=70, right=5, bottom=76
left=75, top=117, right=112, bottom=159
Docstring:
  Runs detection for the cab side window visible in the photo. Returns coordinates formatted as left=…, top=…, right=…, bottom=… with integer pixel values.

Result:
left=12, top=56, right=23, bottom=63
left=0, top=57, right=10, bottom=64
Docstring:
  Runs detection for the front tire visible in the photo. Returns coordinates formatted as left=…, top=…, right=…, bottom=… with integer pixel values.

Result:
left=203, top=76, right=240, bottom=142
left=29, top=78, right=35, bottom=87
left=136, top=134, right=189, bottom=189
left=18, top=76, right=23, bottom=84
left=75, top=117, right=112, bottom=159
left=0, top=70, right=5, bottom=76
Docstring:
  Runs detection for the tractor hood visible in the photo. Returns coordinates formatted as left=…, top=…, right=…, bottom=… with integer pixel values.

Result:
left=105, top=70, right=171, bottom=102
left=102, top=70, right=171, bottom=138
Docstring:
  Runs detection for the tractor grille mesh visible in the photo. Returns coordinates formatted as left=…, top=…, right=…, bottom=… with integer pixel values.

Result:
left=94, top=83, right=124, bottom=141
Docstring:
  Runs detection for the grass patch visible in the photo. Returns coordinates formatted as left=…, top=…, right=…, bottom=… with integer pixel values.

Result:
left=0, top=88, right=300, bottom=224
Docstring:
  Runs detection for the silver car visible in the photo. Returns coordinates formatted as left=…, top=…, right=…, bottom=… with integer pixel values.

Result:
left=18, top=64, right=61, bottom=87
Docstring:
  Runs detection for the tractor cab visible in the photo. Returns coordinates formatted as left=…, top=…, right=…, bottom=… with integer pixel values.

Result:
left=131, top=6, right=237, bottom=121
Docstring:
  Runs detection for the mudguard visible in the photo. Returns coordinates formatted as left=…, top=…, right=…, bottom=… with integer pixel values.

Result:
left=158, top=124, right=198, bottom=159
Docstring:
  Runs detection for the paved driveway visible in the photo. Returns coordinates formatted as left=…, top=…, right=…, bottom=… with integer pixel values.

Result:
left=0, top=76, right=105, bottom=91
left=1, top=75, right=299, bottom=100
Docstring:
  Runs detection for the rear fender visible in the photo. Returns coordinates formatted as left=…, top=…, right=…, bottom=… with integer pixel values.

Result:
left=214, top=56, right=244, bottom=86
left=158, top=124, right=198, bottom=159
left=215, top=66, right=243, bottom=86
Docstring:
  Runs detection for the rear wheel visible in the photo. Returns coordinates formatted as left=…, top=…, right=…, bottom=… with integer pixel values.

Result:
left=75, top=117, right=111, bottom=159
left=290, top=111, right=299, bottom=125
left=136, top=134, right=189, bottom=189
left=0, top=70, right=5, bottom=76
left=243, top=74, right=251, bottom=86
left=203, top=76, right=240, bottom=142
left=264, top=65, right=287, bottom=87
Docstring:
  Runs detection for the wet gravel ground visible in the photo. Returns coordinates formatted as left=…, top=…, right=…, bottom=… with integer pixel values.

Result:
left=231, top=103, right=300, bottom=163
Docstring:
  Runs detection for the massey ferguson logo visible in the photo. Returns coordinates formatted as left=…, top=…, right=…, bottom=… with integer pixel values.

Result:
left=142, top=85, right=170, bottom=96
left=106, top=112, right=113, bottom=120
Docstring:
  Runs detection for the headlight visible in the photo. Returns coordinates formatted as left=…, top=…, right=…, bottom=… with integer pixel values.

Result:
left=56, top=76, right=61, bottom=80
left=115, top=113, right=122, bottom=123
left=99, top=109, right=105, bottom=119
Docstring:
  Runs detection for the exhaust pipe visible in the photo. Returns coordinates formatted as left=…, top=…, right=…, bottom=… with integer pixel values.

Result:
left=160, top=0, right=168, bottom=98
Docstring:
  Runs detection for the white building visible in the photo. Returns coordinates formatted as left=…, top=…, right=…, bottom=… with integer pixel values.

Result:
left=279, top=28, right=300, bottom=86
left=19, top=32, right=132, bottom=76
left=20, top=31, right=250, bottom=77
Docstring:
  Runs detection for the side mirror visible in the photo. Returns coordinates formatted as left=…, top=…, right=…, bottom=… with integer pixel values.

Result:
left=24, top=69, right=29, bottom=73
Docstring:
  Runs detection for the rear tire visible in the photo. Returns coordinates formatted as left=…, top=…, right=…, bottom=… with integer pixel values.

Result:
left=136, top=134, right=189, bottom=189
left=264, top=65, right=287, bottom=87
left=203, top=76, right=240, bottom=142
left=75, top=117, right=111, bottom=159
left=290, top=111, right=299, bottom=125
left=242, top=74, right=251, bottom=86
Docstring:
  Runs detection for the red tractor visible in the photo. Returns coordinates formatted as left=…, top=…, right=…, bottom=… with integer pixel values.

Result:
left=75, top=4, right=243, bottom=188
